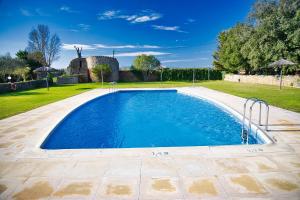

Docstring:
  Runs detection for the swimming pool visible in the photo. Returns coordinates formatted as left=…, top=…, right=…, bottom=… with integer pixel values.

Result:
left=41, top=90, right=265, bottom=149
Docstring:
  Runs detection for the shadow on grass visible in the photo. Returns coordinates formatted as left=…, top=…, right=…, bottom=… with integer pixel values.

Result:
left=3, top=91, right=47, bottom=96
left=75, top=87, right=93, bottom=90
left=52, top=84, right=76, bottom=87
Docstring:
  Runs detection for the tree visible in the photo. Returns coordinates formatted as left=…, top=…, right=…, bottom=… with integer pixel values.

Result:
left=213, top=24, right=253, bottom=74
left=27, top=24, right=61, bottom=67
left=16, top=50, right=43, bottom=71
left=0, top=53, right=26, bottom=82
left=132, top=54, right=160, bottom=80
left=92, top=64, right=111, bottom=86
left=16, top=50, right=28, bottom=60
left=14, top=66, right=31, bottom=81
left=213, top=0, right=300, bottom=74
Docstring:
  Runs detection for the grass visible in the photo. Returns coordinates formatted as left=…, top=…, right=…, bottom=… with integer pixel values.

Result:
left=200, top=81, right=300, bottom=113
left=0, top=81, right=299, bottom=119
left=0, top=81, right=196, bottom=119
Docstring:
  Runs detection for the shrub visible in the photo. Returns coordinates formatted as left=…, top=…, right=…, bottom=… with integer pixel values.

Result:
left=161, top=68, right=222, bottom=81
left=92, top=64, right=111, bottom=83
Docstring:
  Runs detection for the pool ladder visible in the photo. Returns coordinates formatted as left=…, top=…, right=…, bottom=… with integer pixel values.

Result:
left=241, top=98, right=269, bottom=144
left=109, top=81, right=117, bottom=92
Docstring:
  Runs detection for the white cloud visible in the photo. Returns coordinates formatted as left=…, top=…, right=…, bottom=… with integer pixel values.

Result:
left=78, top=24, right=90, bottom=31
left=152, top=25, right=188, bottom=33
left=131, top=13, right=161, bottom=23
left=97, top=10, right=161, bottom=23
left=62, top=43, right=161, bottom=50
left=94, top=44, right=160, bottom=49
left=60, top=6, right=79, bottom=13
left=161, top=58, right=208, bottom=63
left=62, top=43, right=96, bottom=50
left=68, top=24, right=91, bottom=32
left=187, top=18, right=196, bottom=23
left=20, top=8, right=49, bottom=17
left=20, top=8, right=33, bottom=16
left=34, top=8, right=49, bottom=16
left=108, top=51, right=171, bottom=57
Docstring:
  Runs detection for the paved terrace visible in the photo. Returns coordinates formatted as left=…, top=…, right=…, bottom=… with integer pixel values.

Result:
left=0, top=87, right=300, bottom=200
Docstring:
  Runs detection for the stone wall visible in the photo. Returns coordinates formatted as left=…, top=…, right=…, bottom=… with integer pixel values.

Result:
left=66, top=58, right=89, bottom=82
left=0, top=80, right=47, bottom=93
left=86, top=56, right=119, bottom=82
left=224, top=74, right=300, bottom=88
left=67, top=56, right=119, bottom=82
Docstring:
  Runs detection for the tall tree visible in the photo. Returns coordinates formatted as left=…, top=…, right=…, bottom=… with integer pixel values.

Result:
left=133, top=54, right=160, bottom=80
left=0, top=53, right=26, bottom=82
left=27, top=24, right=61, bottom=67
left=16, top=50, right=43, bottom=71
left=213, top=0, right=300, bottom=74
left=214, top=24, right=253, bottom=74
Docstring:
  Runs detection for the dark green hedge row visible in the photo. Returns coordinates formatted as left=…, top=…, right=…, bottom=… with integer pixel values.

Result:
left=119, top=68, right=223, bottom=82
left=161, top=68, right=222, bottom=81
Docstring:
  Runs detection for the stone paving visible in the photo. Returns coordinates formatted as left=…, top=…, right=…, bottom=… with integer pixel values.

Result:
left=0, top=87, right=300, bottom=200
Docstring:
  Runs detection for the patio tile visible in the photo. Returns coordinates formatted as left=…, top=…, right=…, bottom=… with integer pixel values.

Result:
left=105, top=158, right=141, bottom=178
left=256, top=172, right=300, bottom=195
left=243, top=156, right=280, bottom=173
left=96, top=176, right=139, bottom=199
left=52, top=179, right=99, bottom=199
left=8, top=177, right=62, bottom=200
left=0, top=161, right=14, bottom=176
left=172, top=156, right=212, bottom=177
left=31, top=160, right=76, bottom=178
left=0, top=178, right=27, bottom=200
left=139, top=176, right=183, bottom=199
left=221, top=174, right=269, bottom=197
left=181, top=176, right=227, bottom=199
left=65, top=161, right=110, bottom=179
left=2, top=161, right=39, bottom=178
left=141, top=157, right=178, bottom=177
left=271, top=154, right=300, bottom=171
left=212, top=158, right=249, bottom=174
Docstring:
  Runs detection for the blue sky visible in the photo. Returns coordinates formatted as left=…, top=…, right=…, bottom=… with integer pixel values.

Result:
left=0, top=0, right=255, bottom=68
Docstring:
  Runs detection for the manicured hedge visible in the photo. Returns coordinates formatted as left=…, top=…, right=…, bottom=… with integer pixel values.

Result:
left=119, top=68, right=223, bottom=82
left=161, top=68, right=222, bottom=81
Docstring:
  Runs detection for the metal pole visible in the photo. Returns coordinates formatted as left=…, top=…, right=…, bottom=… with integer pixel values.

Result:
left=192, top=69, right=195, bottom=86
left=265, top=105, right=269, bottom=131
left=208, top=68, right=210, bottom=80
left=259, top=102, right=262, bottom=126
left=279, top=67, right=283, bottom=90
left=46, top=72, right=49, bottom=91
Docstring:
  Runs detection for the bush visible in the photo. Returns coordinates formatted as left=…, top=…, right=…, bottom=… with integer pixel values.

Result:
left=118, top=68, right=223, bottom=82
left=92, top=64, right=111, bottom=82
left=161, top=68, right=222, bottom=81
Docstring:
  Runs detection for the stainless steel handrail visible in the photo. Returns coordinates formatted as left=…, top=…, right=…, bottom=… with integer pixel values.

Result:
left=109, top=81, right=117, bottom=92
left=241, top=98, right=269, bottom=144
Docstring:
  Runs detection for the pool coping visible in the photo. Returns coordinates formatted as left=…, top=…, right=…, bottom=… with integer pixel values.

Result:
left=13, top=87, right=295, bottom=158
left=39, top=88, right=273, bottom=151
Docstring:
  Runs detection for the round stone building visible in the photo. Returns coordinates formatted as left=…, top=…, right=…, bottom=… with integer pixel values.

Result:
left=67, top=56, right=119, bottom=82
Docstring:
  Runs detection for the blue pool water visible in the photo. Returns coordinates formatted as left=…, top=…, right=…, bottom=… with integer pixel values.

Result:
left=41, top=90, right=263, bottom=149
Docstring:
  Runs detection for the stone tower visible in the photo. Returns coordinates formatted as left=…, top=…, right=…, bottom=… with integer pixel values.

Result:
left=67, top=56, right=119, bottom=82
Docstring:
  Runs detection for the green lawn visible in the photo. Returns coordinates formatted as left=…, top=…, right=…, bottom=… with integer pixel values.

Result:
left=0, top=81, right=196, bottom=119
left=200, top=81, right=300, bottom=113
left=0, top=81, right=299, bottom=119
